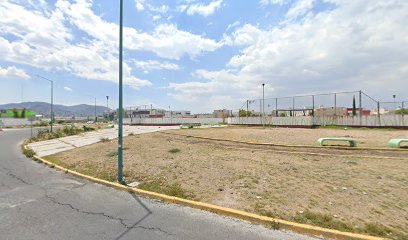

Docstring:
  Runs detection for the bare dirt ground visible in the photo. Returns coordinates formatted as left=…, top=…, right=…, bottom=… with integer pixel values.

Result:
left=175, top=126, right=408, bottom=148
left=45, top=127, right=408, bottom=239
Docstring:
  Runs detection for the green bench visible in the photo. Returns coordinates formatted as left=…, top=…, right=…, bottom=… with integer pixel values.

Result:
left=317, top=138, right=357, bottom=147
left=388, top=139, right=408, bottom=148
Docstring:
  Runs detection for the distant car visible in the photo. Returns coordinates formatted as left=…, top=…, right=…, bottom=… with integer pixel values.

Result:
left=86, top=121, right=94, bottom=124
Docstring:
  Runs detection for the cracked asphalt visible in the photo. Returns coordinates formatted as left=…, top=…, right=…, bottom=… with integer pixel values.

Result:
left=0, top=128, right=321, bottom=240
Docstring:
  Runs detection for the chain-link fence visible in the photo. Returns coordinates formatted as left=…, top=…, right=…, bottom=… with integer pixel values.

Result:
left=233, top=90, right=407, bottom=127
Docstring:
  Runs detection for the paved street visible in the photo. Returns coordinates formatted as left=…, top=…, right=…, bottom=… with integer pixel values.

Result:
left=0, top=128, right=320, bottom=240
left=27, top=125, right=179, bottom=157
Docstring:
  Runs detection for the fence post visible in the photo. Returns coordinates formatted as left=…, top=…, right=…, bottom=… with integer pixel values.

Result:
left=377, top=101, right=381, bottom=126
left=292, top=96, right=295, bottom=125
left=401, top=102, right=405, bottom=126
left=359, top=90, right=362, bottom=126
left=246, top=100, right=249, bottom=125
left=312, top=95, right=315, bottom=126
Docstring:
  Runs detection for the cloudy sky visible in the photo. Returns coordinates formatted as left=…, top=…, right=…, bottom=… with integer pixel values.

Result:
left=0, top=0, right=407, bottom=112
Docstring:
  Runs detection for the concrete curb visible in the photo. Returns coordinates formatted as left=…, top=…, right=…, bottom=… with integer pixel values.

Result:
left=161, top=131, right=408, bottom=152
left=23, top=145, right=384, bottom=240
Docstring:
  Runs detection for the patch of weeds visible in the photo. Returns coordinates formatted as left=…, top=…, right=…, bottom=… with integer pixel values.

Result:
left=364, top=223, right=392, bottom=237
left=139, top=180, right=194, bottom=199
left=168, top=148, right=181, bottom=153
left=100, top=137, right=110, bottom=142
left=128, top=133, right=134, bottom=136
left=254, top=203, right=278, bottom=219
left=291, top=210, right=354, bottom=232
left=107, top=151, right=118, bottom=157
left=22, top=147, right=35, bottom=158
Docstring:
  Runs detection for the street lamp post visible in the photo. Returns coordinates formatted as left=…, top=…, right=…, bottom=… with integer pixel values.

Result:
left=36, top=75, right=54, bottom=133
left=262, top=83, right=265, bottom=127
left=94, top=97, right=97, bottom=122
left=117, top=0, right=124, bottom=184
left=106, top=95, right=109, bottom=120
left=393, top=94, right=396, bottom=110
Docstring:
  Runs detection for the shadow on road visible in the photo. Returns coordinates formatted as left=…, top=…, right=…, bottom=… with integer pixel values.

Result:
left=115, top=193, right=153, bottom=240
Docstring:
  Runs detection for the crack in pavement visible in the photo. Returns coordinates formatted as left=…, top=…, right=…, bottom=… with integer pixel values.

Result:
left=41, top=187, right=173, bottom=237
left=133, top=225, right=174, bottom=236
left=43, top=191, right=129, bottom=229
left=2, top=167, right=32, bottom=186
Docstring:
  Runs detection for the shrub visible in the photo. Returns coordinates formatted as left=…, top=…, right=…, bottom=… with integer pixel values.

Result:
left=23, top=147, right=35, bottom=158
left=168, top=148, right=181, bottom=153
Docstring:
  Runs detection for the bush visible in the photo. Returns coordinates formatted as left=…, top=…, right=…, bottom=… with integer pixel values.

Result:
left=23, top=147, right=35, bottom=158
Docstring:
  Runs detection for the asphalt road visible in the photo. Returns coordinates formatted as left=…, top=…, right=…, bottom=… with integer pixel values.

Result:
left=0, top=128, right=320, bottom=240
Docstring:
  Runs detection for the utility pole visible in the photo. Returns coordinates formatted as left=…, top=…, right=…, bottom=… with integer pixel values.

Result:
left=36, top=75, right=54, bottom=133
left=393, top=94, right=396, bottom=110
left=117, top=0, right=124, bottom=184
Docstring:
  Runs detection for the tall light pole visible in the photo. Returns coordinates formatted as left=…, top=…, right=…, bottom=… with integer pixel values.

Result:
left=87, top=95, right=97, bottom=122
left=94, top=97, right=97, bottom=122
left=262, top=83, right=265, bottom=127
left=106, top=95, right=109, bottom=120
left=36, top=75, right=54, bottom=132
left=117, top=0, right=124, bottom=184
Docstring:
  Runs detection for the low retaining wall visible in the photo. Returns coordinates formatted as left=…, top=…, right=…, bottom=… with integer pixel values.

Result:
left=228, top=115, right=408, bottom=128
left=125, top=117, right=225, bottom=125
left=0, top=118, right=38, bottom=127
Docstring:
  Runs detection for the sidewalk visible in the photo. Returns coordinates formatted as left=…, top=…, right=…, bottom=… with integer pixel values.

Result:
left=27, top=125, right=178, bottom=157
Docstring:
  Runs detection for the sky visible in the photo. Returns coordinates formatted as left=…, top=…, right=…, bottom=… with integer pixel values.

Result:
left=0, top=0, right=407, bottom=113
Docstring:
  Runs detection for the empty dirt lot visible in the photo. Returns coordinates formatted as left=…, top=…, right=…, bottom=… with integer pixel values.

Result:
left=44, top=127, right=408, bottom=239
left=175, top=126, right=408, bottom=148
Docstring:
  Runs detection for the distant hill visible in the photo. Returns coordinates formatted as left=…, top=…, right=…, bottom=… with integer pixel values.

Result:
left=0, top=102, right=110, bottom=117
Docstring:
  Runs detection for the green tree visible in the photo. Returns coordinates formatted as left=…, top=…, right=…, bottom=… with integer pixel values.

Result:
left=239, top=109, right=253, bottom=117
left=12, top=108, right=19, bottom=118
left=21, top=108, right=26, bottom=118
left=352, top=96, right=357, bottom=116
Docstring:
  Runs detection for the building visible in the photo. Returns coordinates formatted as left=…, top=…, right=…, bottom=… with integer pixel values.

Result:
left=314, top=107, right=347, bottom=117
left=213, top=109, right=232, bottom=118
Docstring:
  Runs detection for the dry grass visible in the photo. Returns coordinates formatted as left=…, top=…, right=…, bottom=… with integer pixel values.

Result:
left=45, top=127, right=408, bottom=239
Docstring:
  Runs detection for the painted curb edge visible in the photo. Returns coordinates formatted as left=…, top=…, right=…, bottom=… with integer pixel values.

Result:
left=25, top=146, right=383, bottom=240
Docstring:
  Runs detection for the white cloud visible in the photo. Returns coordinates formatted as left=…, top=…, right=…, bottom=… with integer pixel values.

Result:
left=179, top=0, right=223, bottom=17
left=63, top=86, right=73, bottom=92
left=0, top=0, right=221, bottom=90
left=169, top=0, right=408, bottom=110
left=259, top=0, right=289, bottom=6
left=0, top=65, right=30, bottom=80
left=285, top=0, right=314, bottom=21
left=135, top=0, right=145, bottom=11
left=133, top=60, right=180, bottom=72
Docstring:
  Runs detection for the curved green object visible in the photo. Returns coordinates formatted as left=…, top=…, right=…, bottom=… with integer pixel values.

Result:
left=388, top=139, right=408, bottom=148
left=317, top=138, right=357, bottom=147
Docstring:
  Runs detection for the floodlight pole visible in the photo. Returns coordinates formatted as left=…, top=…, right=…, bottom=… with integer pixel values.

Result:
left=36, top=75, right=54, bottom=133
left=117, top=0, right=124, bottom=184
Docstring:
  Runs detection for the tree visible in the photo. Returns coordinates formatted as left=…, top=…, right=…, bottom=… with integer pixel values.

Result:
left=239, top=109, right=253, bottom=117
left=21, top=108, right=26, bottom=118
left=12, top=108, right=19, bottom=118
left=352, top=96, right=357, bottom=116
